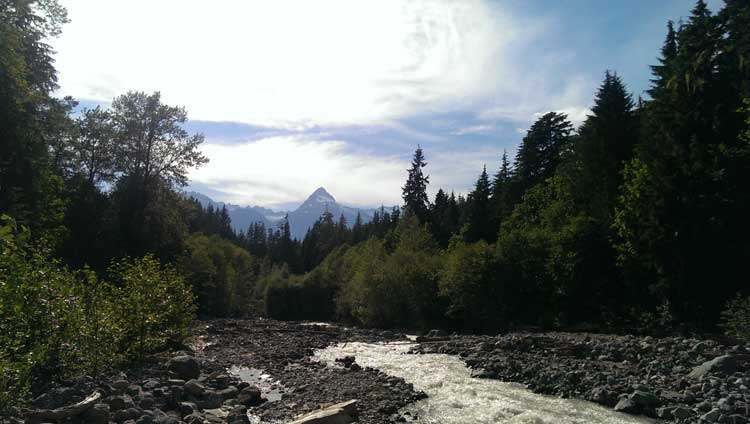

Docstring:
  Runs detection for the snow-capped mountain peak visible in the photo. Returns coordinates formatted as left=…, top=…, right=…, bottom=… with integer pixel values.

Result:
left=301, top=187, right=336, bottom=208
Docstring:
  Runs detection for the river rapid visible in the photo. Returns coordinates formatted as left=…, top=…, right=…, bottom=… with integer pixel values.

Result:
left=315, top=341, right=654, bottom=424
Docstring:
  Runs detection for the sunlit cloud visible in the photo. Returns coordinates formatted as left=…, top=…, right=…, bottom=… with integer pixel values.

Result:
left=188, top=136, right=504, bottom=209
left=52, top=0, right=543, bottom=128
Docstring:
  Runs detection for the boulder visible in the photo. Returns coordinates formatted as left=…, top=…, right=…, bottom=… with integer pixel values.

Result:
left=184, top=379, right=206, bottom=397
left=168, top=356, right=200, bottom=380
left=82, top=403, right=110, bottom=424
left=701, top=408, right=721, bottom=423
left=688, top=355, right=739, bottom=379
left=108, top=395, right=136, bottom=411
left=237, top=386, right=264, bottom=407
left=614, top=398, right=639, bottom=414
left=629, top=390, right=660, bottom=407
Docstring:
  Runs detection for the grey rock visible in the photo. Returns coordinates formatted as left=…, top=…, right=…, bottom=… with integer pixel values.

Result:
left=700, top=408, right=721, bottom=422
left=168, top=356, right=200, bottom=380
left=629, top=390, right=660, bottom=406
left=108, top=394, right=136, bottom=411
left=113, top=380, right=130, bottom=391
left=614, top=398, right=639, bottom=414
left=216, top=386, right=239, bottom=400
left=672, top=406, right=693, bottom=419
left=82, top=403, right=111, bottom=424
left=688, top=355, right=739, bottom=379
left=237, top=385, right=263, bottom=407
left=178, top=402, right=197, bottom=417
left=184, top=379, right=206, bottom=397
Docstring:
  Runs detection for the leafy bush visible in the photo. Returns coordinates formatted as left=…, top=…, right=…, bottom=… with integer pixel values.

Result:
left=721, top=294, right=750, bottom=343
left=111, top=255, right=196, bottom=360
left=439, top=239, right=503, bottom=331
left=336, top=216, right=441, bottom=328
left=0, top=217, right=197, bottom=408
left=180, top=233, right=261, bottom=317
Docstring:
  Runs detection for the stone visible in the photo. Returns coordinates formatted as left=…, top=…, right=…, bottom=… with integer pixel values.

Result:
left=614, top=398, right=639, bottom=414
left=178, top=402, right=197, bottom=417
left=591, top=387, right=617, bottom=406
left=184, top=379, right=206, bottom=397
left=216, top=386, right=239, bottom=400
left=227, top=406, right=250, bottom=424
left=108, top=394, right=136, bottom=411
left=168, top=356, right=200, bottom=380
left=629, top=390, right=660, bottom=407
left=289, top=400, right=358, bottom=424
left=211, top=374, right=231, bottom=389
left=82, top=403, right=110, bottom=424
left=672, top=406, right=693, bottom=419
left=700, top=408, right=721, bottom=423
left=688, top=355, right=739, bottom=379
left=238, top=385, right=263, bottom=407
left=113, top=380, right=130, bottom=391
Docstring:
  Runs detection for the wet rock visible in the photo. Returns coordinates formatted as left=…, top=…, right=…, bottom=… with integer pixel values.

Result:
left=238, top=385, right=264, bottom=406
left=168, top=356, right=200, bottom=380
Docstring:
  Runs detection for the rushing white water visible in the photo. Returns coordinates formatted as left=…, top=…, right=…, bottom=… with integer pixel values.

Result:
left=315, top=342, right=654, bottom=424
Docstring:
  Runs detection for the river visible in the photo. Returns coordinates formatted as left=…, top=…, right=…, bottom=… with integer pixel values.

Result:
left=314, top=341, right=654, bottom=424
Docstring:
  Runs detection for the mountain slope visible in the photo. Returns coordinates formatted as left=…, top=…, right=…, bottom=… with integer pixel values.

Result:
left=186, top=188, right=390, bottom=240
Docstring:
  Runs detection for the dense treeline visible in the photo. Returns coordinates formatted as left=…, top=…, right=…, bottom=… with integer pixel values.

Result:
left=262, top=1, right=750, bottom=334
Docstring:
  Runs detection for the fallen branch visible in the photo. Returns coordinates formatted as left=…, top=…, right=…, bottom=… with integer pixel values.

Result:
left=25, top=390, right=102, bottom=423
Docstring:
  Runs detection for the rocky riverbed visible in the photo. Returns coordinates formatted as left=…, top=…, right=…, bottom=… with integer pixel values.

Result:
left=5, top=319, right=424, bottom=424
left=412, top=331, right=750, bottom=423
left=7, top=320, right=749, bottom=424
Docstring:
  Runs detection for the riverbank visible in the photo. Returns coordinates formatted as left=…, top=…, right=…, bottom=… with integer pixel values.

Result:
left=412, top=332, right=750, bottom=423
left=7, top=319, right=423, bottom=424
left=9, top=320, right=749, bottom=424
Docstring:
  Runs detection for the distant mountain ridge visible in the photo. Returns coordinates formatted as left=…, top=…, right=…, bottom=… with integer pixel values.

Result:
left=186, top=187, right=395, bottom=240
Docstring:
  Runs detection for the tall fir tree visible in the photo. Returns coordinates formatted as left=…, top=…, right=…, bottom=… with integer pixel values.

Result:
left=402, top=145, right=430, bottom=223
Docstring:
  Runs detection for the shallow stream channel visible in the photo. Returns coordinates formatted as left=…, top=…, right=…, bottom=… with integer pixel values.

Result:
left=314, top=341, right=655, bottom=424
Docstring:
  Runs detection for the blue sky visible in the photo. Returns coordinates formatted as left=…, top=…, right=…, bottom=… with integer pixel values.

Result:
left=53, top=0, right=720, bottom=210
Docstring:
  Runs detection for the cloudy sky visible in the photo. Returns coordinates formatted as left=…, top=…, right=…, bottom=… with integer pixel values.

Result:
left=51, top=0, right=720, bottom=210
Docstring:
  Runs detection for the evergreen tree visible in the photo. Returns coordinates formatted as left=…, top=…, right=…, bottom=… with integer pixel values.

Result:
left=402, top=145, right=430, bottom=223
left=465, top=166, right=493, bottom=242
left=490, top=150, right=514, bottom=229
left=513, top=112, right=573, bottom=196
left=573, top=71, right=638, bottom=217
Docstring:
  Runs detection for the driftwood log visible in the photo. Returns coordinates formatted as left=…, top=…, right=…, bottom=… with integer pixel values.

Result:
left=25, top=390, right=102, bottom=423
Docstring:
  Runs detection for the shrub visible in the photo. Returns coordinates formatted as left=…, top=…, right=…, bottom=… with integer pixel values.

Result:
left=721, top=294, right=750, bottom=343
left=110, top=255, right=196, bottom=361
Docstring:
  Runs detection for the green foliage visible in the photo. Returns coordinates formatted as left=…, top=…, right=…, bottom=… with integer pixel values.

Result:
left=110, top=255, right=196, bottom=361
left=402, top=146, right=430, bottom=223
left=337, top=216, right=441, bottom=328
left=721, top=294, right=750, bottom=343
left=439, top=240, right=502, bottom=331
left=180, top=233, right=261, bottom=317
left=0, top=216, right=198, bottom=407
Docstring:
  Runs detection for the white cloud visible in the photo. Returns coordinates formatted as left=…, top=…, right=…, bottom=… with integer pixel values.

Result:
left=189, top=136, right=405, bottom=208
left=189, top=135, right=504, bottom=208
left=451, top=124, right=495, bottom=136
left=52, top=0, right=527, bottom=128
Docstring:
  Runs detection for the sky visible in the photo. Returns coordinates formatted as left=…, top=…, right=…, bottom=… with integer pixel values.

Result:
left=51, top=0, right=722, bottom=210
